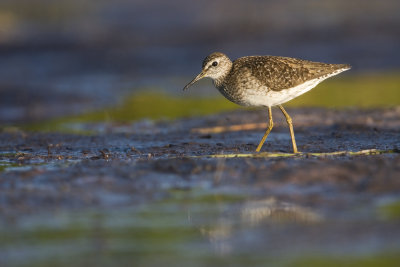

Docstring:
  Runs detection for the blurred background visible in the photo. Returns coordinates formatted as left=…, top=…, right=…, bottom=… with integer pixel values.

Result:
left=0, top=0, right=399, bottom=125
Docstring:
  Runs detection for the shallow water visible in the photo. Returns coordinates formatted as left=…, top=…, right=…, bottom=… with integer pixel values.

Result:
left=2, top=193, right=399, bottom=267
left=1, top=108, right=400, bottom=266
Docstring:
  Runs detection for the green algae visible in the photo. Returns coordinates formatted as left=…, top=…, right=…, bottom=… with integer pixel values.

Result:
left=22, top=91, right=238, bottom=133
left=287, top=72, right=400, bottom=108
left=379, top=200, right=400, bottom=220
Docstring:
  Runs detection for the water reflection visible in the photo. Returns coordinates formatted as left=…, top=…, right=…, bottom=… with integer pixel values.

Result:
left=2, top=190, right=400, bottom=266
left=0, top=193, right=323, bottom=266
left=199, top=197, right=322, bottom=255
left=241, top=198, right=322, bottom=225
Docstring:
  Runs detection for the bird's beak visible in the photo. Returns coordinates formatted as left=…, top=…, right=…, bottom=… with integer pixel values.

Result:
left=183, top=70, right=206, bottom=91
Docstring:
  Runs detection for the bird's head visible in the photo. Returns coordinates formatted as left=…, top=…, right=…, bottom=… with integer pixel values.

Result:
left=183, top=52, right=232, bottom=91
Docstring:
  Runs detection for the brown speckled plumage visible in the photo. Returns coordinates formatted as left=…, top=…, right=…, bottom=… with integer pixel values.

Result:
left=230, top=55, right=350, bottom=91
left=183, top=52, right=351, bottom=153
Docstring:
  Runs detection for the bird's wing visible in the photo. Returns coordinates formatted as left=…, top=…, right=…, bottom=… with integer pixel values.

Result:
left=234, top=56, right=350, bottom=91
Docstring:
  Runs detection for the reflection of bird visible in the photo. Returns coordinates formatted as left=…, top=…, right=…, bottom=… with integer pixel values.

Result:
left=184, top=52, right=351, bottom=153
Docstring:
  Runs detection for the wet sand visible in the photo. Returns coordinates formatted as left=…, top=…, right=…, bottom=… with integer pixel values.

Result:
left=1, top=107, right=400, bottom=266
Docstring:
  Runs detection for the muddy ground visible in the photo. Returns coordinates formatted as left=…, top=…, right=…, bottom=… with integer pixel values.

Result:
left=1, top=107, right=400, bottom=266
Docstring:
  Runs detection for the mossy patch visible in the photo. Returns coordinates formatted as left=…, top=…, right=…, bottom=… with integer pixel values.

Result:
left=287, top=72, right=400, bottom=108
left=379, top=200, right=400, bottom=220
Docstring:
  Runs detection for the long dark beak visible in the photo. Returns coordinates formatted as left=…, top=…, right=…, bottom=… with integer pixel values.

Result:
left=183, top=71, right=206, bottom=91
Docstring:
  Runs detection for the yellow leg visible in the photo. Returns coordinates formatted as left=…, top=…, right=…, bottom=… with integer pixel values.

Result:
left=256, top=106, right=273, bottom=152
left=278, top=105, right=298, bottom=153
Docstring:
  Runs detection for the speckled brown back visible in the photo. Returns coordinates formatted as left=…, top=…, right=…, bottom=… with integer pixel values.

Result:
left=230, top=56, right=350, bottom=91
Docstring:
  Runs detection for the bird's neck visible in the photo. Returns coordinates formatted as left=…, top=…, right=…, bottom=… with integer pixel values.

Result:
left=213, top=63, right=233, bottom=88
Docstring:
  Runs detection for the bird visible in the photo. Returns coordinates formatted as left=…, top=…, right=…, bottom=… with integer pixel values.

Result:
left=183, top=52, right=351, bottom=153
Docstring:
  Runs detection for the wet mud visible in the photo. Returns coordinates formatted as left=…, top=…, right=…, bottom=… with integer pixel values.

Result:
left=1, top=107, right=400, bottom=266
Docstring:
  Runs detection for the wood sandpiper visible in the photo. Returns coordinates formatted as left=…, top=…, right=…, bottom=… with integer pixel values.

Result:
left=183, top=52, right=351, bottom=153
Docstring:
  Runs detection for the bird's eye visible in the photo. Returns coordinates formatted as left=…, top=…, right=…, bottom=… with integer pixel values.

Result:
left=212, top=61, right=218, bottom=67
